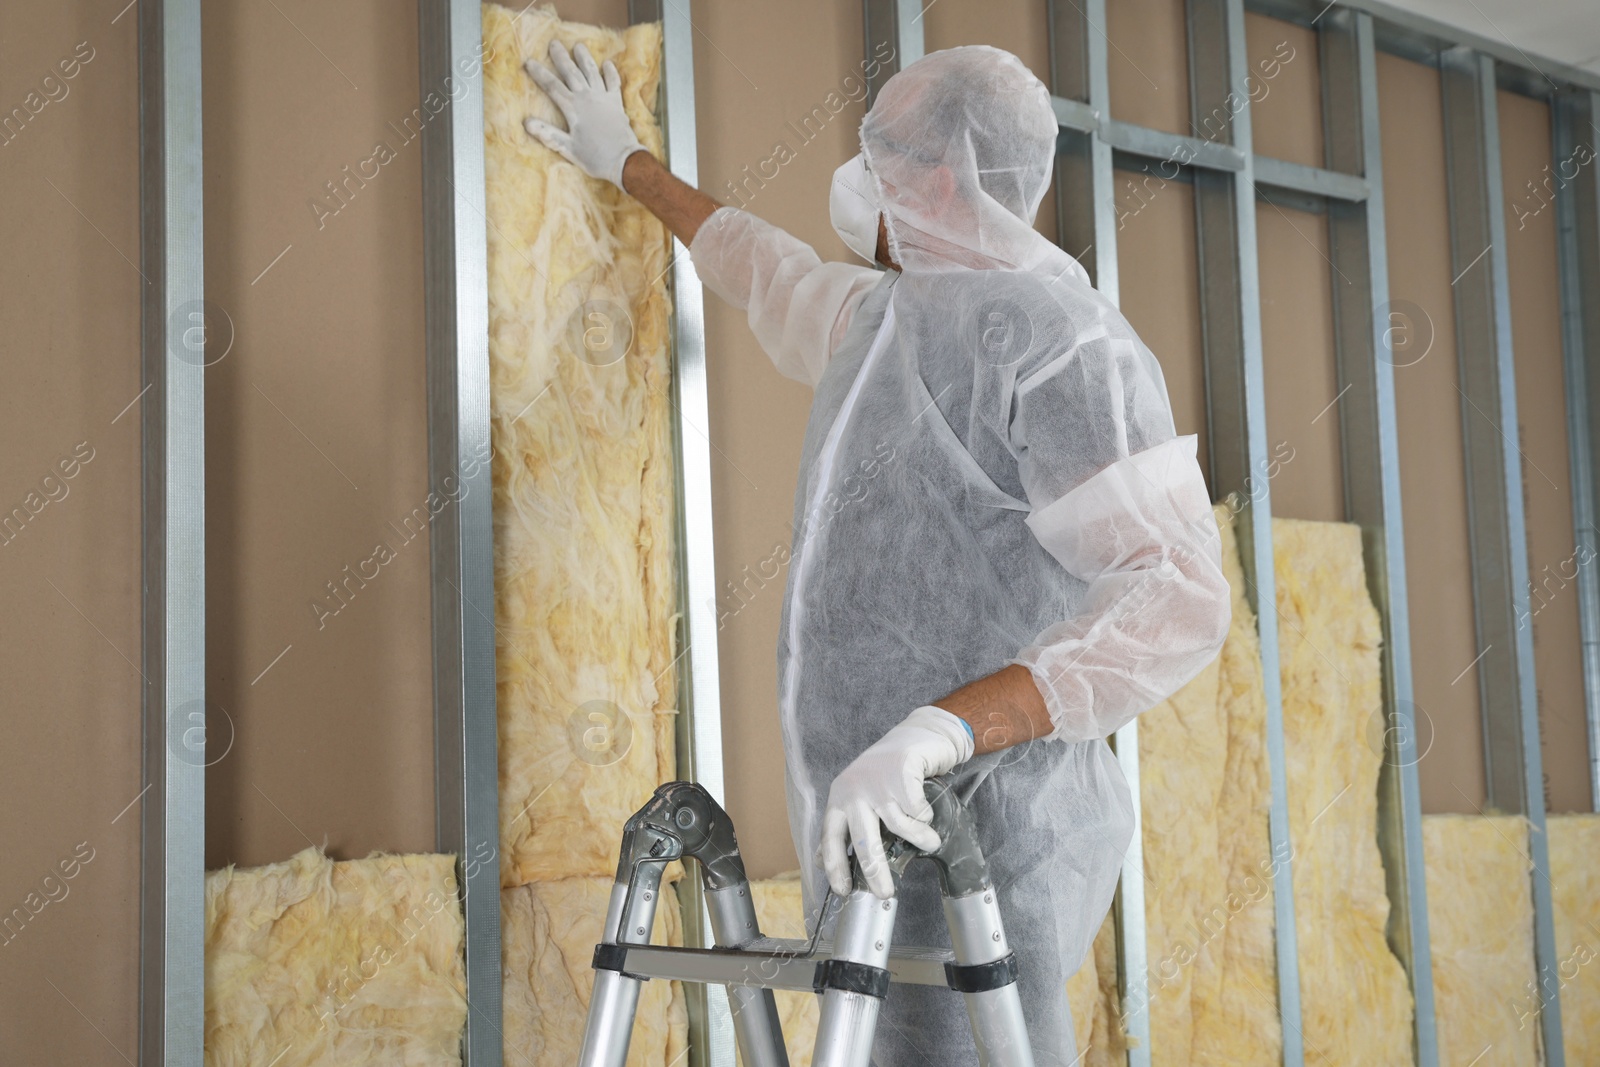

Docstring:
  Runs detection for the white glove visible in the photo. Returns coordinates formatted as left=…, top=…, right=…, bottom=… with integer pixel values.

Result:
left=523, top=41, right=645, bottom=187
left=819, top=705, right=975, bottom=899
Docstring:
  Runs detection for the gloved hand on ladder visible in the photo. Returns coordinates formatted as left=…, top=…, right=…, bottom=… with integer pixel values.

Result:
left=819, top=705, right=975, bottom=898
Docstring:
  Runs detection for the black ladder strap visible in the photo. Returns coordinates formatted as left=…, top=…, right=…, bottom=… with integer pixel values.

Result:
left=944, top=953, right=1019, bottom=993
left=592, top=942, right=651, bottom=981
left=812, top=958, right=891, bottom=999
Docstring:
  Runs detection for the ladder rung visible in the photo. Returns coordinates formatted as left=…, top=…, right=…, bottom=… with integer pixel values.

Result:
left=607, top=940, right=955, bottom=990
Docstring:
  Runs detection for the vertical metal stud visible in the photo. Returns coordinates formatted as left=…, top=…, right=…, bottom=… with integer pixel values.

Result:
left=628, top=0, right=732, bottom=1063
left=139, top=0, right=207, bottom=1061
left=417, top=2, right=502, bottom=1063
left=1045, top=4, right=1147, bottom=1063
left=1187, top=0, right=1306, bottom=1062
left=1439, top=45, right=1565, bottom=1065
left=1553, top=88, right=1600, bottom=813
left=862, top=0, right=925, bottom=105
left=1319, top=11, right=1439, bottom=1065
left=1047, top=0, right=1120, bottom=294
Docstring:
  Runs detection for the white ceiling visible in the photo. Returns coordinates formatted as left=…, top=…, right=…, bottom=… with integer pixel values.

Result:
left=1378, top=0, right=1600, bottom=79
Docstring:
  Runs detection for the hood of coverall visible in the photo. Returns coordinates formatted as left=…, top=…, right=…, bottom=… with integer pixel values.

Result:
left=861, top=45, right=1089, bottom=283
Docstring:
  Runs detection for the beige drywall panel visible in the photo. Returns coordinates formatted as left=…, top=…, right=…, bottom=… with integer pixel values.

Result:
left=1114, top=167, right=1209, bottom=480
left=693, top=0, right=869, bottom=878
left=202, top=0, right=436, bottom=867
left=922, top=0, right=1059, bottom=243
left=1107, top=0, right=1193, bottom=136
left=1245, top=14, right=1323, bottom=171
left=1499, top=88, right=1593, bottom=814
left=0, top=3, right=142, bottom=1062
left=1377, top=51, right=1485, bottom=812
left=1258, top=201, right=1344, bottom=523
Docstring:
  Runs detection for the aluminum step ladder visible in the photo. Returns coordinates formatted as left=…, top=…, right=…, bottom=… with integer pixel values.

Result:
left=577, top=777, right=1037, bottom=1066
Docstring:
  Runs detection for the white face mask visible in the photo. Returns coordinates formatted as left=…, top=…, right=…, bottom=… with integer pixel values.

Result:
left=829, top=153, right=882, bottom=264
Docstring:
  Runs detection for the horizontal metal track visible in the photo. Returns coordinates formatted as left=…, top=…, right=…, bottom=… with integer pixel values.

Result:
left=1244, top=0, right=1600, bottom=94
left=1255, top=154, right=1368, bottom=201
left=1102, top=118, right=1246, bottom=170
left=1056, top=94, right=1369, bottom=205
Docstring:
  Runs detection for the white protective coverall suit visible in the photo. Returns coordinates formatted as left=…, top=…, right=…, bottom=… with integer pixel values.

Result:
left=688, top=46, right=1231, bottom=1066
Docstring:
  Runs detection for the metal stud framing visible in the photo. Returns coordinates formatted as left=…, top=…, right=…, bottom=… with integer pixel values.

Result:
left=1037, top=0, right=1568, bottom=1059
left=864, top=0, right=926, bottom=104
left=625, top=1, right=734, bottom=1063
left=397, top=0, right=1600, bottom=1063
left=1319, top=11, right=1438, bottom=1065
left=138, top=0, right=207, bottom=1062
left=418, top=1, right=502, bottom=1062
left=1439, top=45, right=1567, bottom=1064
left=1044, top=4, right=1155, bottom=1063
left=1186, top=3, right=1309, bottom=1060
left=119, top=0, right=1599, bottom=1060
left=1553, top=88, right=1600, bottom=814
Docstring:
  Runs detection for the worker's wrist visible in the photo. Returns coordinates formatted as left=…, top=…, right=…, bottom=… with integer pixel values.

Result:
left=907, top=704, right=975, bottom=764
left=616, top=145, right=651, bottom=191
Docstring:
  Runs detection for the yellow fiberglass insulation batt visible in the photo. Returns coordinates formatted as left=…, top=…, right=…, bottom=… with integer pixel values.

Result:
left=203, top=848, right=467, bottom=1067
left=1065, top=912, right=1127, bottom=1067
left=481, top=3, right=679, bottom=887
left=1422, top=814, right=1539, bottom=1067
left=1273, top=518, right=1414, bottom=1063
left=1548, top=813, right=1600, bottom=1065
left=1136, top=505, right=1281, bottom=1066
left=501, top=878, right=688, bottom=1066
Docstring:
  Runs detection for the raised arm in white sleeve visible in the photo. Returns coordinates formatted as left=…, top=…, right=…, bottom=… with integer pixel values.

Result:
left=688, top=206, right=883, bottom=387
left=1007, top=328, right=1232, bottom=743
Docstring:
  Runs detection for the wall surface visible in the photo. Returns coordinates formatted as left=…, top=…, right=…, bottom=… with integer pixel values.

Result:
left=683, top=0, right=870, bottom=878
left=5, top=4, right=1595, bottom=1056
left=0, top=4, right=143, bottom=1063
left=1376, top=53, right=1594, bottom=814
left=1115, top=168, right=1208, bottom=464
left=1378, top=50, right=1487, bottom=812
left=1498, top=89, right=1591, bottom=815
left=1257, top=197, right=1343, bottom=524
left=1107, top=0, right=1191, bottom=136
left=202, top=0, right=436, bottom=869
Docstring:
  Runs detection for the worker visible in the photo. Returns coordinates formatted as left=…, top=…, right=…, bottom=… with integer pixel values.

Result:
left=525, top=41, right=1231, bottom=1066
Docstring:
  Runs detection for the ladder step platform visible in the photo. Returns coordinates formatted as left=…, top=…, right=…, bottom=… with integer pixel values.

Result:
left=574, top=778, right=1040, bottom=1067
